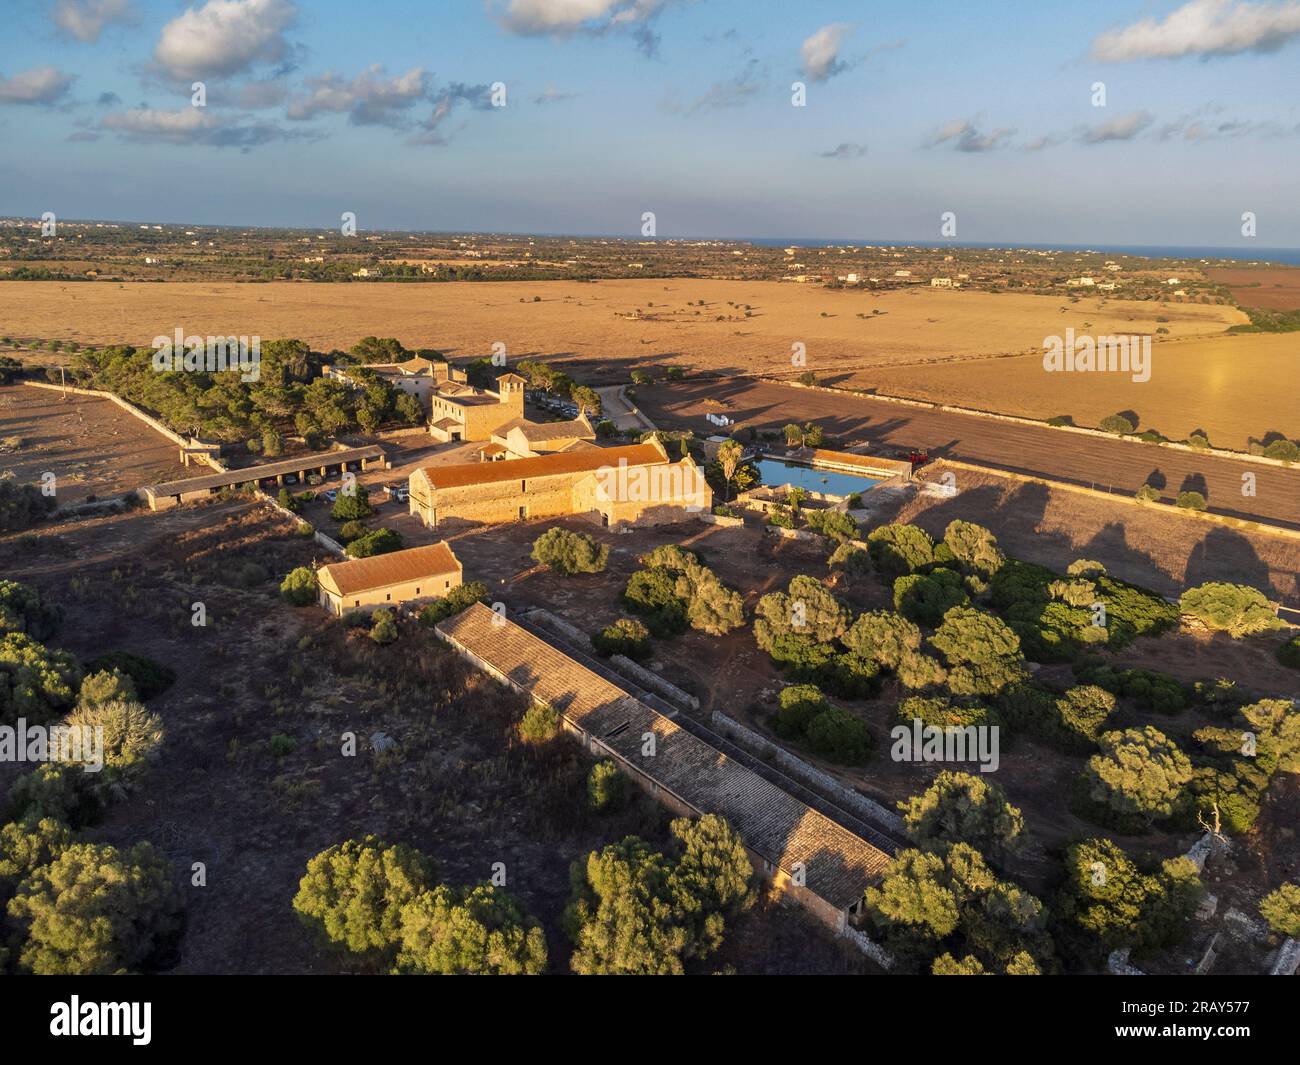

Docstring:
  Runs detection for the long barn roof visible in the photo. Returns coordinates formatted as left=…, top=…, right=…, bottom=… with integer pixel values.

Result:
left=436, top=603, right=891, bottom=910
left=413, top=441, right=666, bottom=492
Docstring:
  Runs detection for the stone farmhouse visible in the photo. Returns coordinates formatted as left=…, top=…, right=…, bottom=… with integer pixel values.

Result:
left=324, top=358, right=526, bottom=443
left=408, top=437, right=711, bottom=529
left=316, top=541, right=462, bottom=616
left=436, top=603, right=893, bottom=932
left=477, top=412, right=597, bottom=461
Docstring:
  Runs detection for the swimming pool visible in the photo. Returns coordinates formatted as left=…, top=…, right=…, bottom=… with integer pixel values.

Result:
left=754, top=458, right=881, bottom=497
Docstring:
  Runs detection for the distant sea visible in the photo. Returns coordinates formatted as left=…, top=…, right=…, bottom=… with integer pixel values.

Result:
left=742, top=238, right=1300, bottom=266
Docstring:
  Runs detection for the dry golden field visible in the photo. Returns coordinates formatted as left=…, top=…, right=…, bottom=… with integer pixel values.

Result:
left=870, top=332, right=1298, bottom=449
left=2, top=278, right=1240, bottom=377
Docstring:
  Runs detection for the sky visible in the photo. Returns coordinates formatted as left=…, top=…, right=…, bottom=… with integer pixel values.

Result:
left=1, top=0, right=1298, bottom=246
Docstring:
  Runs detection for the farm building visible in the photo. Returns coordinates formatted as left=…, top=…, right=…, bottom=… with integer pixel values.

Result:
left=140, top=445, right=387, bottom=511
left=316, top=541, right=462, bottom=616
left=408, top=437, right=711, bottom=529
left=481, top=412, right=597, bottom=460
left=436, top=603, right=893, bottom=930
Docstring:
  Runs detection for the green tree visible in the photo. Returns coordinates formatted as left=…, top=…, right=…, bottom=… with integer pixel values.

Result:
left=893, top=569, right=970, bottom=627
left=331, top=489, right=373, bottom=522
left=754, top=574, right=850, bottom=652
left=0, top=632, right=80, bottom=727
left=368, top=608, right=398, bottom=645
left=901, top=771, right=1024, bottom=859
left=292, top=837, right=434, bottom=962
left=7, top=840, right=181, bottom=974
left=1180, top=582, right=1283, bottom=638
left=0, top=580, right=63, bottom=640
left=587, top=760, right=628, bottom=812
left=531, top=527, right=609, bottom=575
left=943, top=520, right=1005, bottom=576
left=347, top=528, right=403, bottom=558
left=417, top=582, right=488, bottom=627
left=1259, top=883, right=1300, bottom=937
left=1082, top=726, right=1193, bottom=828
left=866, top=524, right=935, bottom=578
left=395, top=883, right=547, bottom=975
left=280, top=566, right=317, bottom=606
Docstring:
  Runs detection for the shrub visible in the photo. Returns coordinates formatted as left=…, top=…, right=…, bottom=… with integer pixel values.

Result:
left=395, top=883, right=547, bottom=975
left=331, top=490, right=373, bottom=521
left=591, top=618, right=651, bottom=660
left=896, top=651, right=948, bottom=691
left=1259, top=883, right=1300, bottom=937
left=1099, top=414, right=1135, bottom=435
left=1175, top=490, right=1207, bottom=511
left=1, top=632, right=80, bottom=727
left=942, top=520, right=1005, bottom=577
left=587, top=760, right=628, bottom=813
left=76, top=668, right=136, bottom=707
left=0, top=480, right=57, bottom=533
left=1262, top=439, right=1300, bottom=462
left=280, top=566, right=317, bottom=606
left=773, top=684, right=828, bottom=739
left=368, top=608, right=398, bottom=644
left=805, top=509, right=858, bottom=542
left=1278, top=634, right=1300, bottom=670
left=0, top=579, right=63, bottom=640
left=1052, top=685, right=1118, bottom=751
left=8, top=841, right=181, bottom=974
left=896, top=695, right=997, bottom=731
left=805, top=706, right=873, bottom=764
left=531, top=527, right=608, bottom=575
left=417, top=582, right=487, bottom=627
left=338, top=519, right=369, bottom=543
left=1180, top=582, right=1282, bottom=637
left=347, top=528, right=402, bottom=558
left=1135, top=483, right=1161, bottom=503
left=518, top=703, right=561, bottom=744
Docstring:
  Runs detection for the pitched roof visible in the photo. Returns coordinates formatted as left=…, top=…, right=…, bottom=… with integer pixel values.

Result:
left=414, top=441, right=666, bottom=492
left=143, top=445, right=385, bottom=498
left=436, top=603, right=892, bottom=909
left=318, top=541, right=460, bottom=597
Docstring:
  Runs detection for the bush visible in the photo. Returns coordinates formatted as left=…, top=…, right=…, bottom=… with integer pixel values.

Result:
left=531, top=527, right=608, bottom=575
left=417, top=582, right=487, bottom=627
left=805, top=706, right=873, bottom=764
left=1180, top=582, right=1282, bottom=637
left=901, top=771, right=1024, bottom=858
left=896, top=695, right=997, bottom=731
left=0, top=480, right=57, bottom=533
left=518, top=703, right=561, bottom=744
left=331, top=490, right=373, bottom=521
left=368, top=608, right=398, bottom=644
left=587, top=760, right=628, bottom=813
left=591, top=618, right=651, bottom=660
left=8, top=840, right=181, bottom=974
left=1175, top=491, right=1207, bottom=511
left=395, top=883, right=547, bottom=975
left=773, top=684, right=828, bottom=739
left=77, top=668, right=136, bottom=707
left=841, top=611, right=921, bottom=669
left=1, top=632, right=80, bottom=727
left=1278, top=634, right=1300, bottom=670
left=1259, top=883, right=1300, bottom=937
left=338, top=519, right=369, bottom=543
left=866, top=524, right=935, bottom=578
left=1052, top=685, right=1118, bottom=751
left=347, top=527, right=403, bottom=558
left=86, top=651, right=173, bottom=704
left=1099, top=414, right=1135, bottom=435
left=805, top=509, right=858, bottom=542
left=622, top=567, right=688, bottom=636
left=942, top=520, right=1005, bottom=577
left=1135, top=483, right=1160, bottom=503
left=1262, top=439, right=1300, bottom=462
left=280, top=566, right=317, bottom=606
left=0, top=579, right=63, bottom=640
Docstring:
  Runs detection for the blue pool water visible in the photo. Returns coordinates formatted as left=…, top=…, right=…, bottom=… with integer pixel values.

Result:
left=755, top=458, right=881, bottom=497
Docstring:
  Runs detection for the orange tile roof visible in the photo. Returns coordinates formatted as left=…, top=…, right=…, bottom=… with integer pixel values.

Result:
left=318, top=541, right=460, bottom=596
left=415, top=442, right=666, bottom=491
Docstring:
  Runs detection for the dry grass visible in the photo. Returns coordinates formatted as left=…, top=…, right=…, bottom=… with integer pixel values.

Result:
left=868, top=332, right=1299, bottom=449
left=1, top=279, right=1240, bottom=380
left=1205, top=265, right=1300, bottom=310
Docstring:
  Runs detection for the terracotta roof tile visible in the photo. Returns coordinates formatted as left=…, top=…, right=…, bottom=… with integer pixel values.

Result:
left=319, top=541, right=460, bottom=596
left=415, top=442, right=666, bottom=491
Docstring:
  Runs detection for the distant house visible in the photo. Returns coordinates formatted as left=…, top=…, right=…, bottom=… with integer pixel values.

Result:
left=485, top=412, right=597, bottom=460
left=930, top=277, right=954, bottom=288
left=316, top=541, right=462, bottom=616
left=1065, top=276, right=1096, bottom=287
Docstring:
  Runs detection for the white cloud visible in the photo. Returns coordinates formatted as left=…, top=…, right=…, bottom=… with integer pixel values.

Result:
left=1081, top=110, right=1155, bottom=143
left=497, top=0, right=671, bottom=54
left=154, top=0, right=298, bottom=81
left=800, top=23, right=854, bottom=81
left=0, top=66, right=76, bottom=105
left=52, top=0, right=134, bottom=43
left=288, top=65, right=430, bottom=126
left=1092, top=0, right=1300, bottom=61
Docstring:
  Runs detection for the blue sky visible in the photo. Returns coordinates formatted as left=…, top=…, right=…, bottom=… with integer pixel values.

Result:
left=2, top=0, right=1298, bottom=245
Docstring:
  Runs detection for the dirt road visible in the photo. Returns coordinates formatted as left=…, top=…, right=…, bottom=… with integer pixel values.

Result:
left=636, top=379, right=1300, bottom=529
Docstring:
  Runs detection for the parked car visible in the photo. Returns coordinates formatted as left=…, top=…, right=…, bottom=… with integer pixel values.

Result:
left=383, top=483, right=409, bottom=502
left=322, top=488, right=338, bottom=503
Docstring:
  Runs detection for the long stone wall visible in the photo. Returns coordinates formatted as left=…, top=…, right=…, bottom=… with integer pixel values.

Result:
left=611, top=653, right=699, bottom=711
left=710, top=711, right=907, bottom=839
